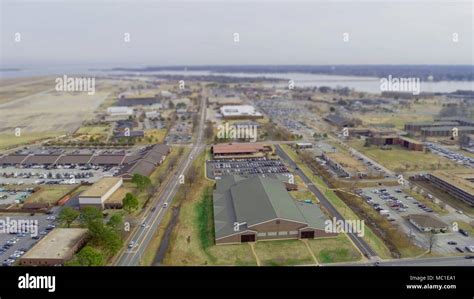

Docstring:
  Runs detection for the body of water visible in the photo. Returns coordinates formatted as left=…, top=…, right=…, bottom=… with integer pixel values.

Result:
left=1, top=67, right=473, bottom=94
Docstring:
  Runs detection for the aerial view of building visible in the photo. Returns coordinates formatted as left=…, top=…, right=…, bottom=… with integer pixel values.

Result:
left=19, top=228, right=88, bottom=266
left=213, top=175, right=335, bottom=244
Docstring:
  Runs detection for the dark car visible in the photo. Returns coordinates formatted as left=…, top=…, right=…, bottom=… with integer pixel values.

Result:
left=459, top=229, right=469, bottom=237
left=465, top=255, right=474, bottom=259
left=447, top=241, right=457, bottom=245
left=455, top=247, right=464, bottom=253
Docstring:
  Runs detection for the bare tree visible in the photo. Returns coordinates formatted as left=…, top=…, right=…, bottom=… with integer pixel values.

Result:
left=428, top=231, right=437, bottom=254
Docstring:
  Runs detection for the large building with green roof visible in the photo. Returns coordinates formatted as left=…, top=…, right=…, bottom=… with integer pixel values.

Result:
left=213, top=175, right=335, bottom=245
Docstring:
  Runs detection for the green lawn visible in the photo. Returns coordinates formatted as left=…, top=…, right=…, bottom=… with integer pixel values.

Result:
left=349, top=140, right=464, bottom=172
left=0, top=132, right=63, bottom=150
left=308, top=235, right=362, bottom=263
left=254, top=240, right=314, bottom=266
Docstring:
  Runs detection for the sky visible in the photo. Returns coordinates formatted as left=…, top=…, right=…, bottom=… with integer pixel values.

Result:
left=1, top=0, right=473, bottom=67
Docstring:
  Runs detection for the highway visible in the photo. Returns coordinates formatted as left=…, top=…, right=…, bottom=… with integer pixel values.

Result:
left=115, top=95, right=207, bottom=266
left=274, top=144, right=377, bottom=259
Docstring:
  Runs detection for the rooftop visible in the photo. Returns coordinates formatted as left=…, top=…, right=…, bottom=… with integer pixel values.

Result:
left=213, top=175, right=329, bottom=240
left=407, top=214, right=448, bottom=229
left=429, top=170, right=474, bottom=195
left=21, top=228, right=88, bottom=260
left=79, top=177, right=122, bottom=198
left=212, top=143, right=269, bottom=155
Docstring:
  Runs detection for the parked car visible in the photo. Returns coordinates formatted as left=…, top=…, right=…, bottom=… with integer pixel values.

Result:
left=447, top=241, right=457, bottom=245
left=465, top=246, right=474, bottom=253
left=455, top=247, right=464, bottom=253
left=459, top=229, right=469, bottom=237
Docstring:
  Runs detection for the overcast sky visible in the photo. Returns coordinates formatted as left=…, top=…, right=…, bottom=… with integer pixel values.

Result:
left=1, top=0, right=473, bottom=67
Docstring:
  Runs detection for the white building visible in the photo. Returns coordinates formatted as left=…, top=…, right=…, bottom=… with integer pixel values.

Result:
left=78, top=177, right=123, bottom=210
left=107, top=106, right=134, bottom=116
left=220, top=105, right=263, bottom=119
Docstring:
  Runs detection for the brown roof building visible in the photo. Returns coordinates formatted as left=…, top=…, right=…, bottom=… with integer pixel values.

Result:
left=211, top=143, right=272, bottom=159
left=19, top=228, right=88, bottom=266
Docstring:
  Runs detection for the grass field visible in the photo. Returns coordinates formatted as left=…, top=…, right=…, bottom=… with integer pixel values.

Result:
left=0, top=132, right=64, bottom=150
left=253, top=240, right=314, bottom=266
left=349, top=140, right=465, bottom=172
left=307, top=235, right=362, bottom=263
left=143, top=129, right=167, bottom=144
left=26, top=185, right=77, bottom=205
left=76, top=125, right=110, bottom=136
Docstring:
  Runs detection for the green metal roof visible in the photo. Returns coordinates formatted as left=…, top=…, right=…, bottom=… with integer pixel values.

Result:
left=213, top=175, right=328, bottom=240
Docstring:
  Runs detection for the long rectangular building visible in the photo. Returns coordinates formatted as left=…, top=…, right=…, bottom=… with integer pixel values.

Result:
left=78, top=177, right=123, bottom=209
left=213, top=175, right=335, bottom=245
left=426, top=170, right=474, bottom=206
left=19, top=228, right=88, bottom=266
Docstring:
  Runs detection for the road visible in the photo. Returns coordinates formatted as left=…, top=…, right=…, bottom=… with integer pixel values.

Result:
left=274, top=144, right=377, bottom=259
left=115, top=95, right=207, bottom=266
left=323, top=256, right=474, bottom=267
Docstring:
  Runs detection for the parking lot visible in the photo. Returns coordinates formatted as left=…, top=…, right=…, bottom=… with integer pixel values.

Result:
left=0, top=189, right=33, bottom=206
left=425, top=142, right=474, bottom=168
left=0, top=166, right=118, bottom=186
left=206, top=157, right=290, bottom=179
left=0, top=209, right=59, bottom=266
left=359, top=186, right=474, bottom=254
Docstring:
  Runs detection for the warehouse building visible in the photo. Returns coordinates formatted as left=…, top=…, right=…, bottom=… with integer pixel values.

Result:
left=213, top=175, right=335, bottom=245
left=19, top=228, right=88, bottom=266
left=426, top=171, right=474, bottom=206
left=78, top=177, right=123, bottom=210
left=421, top=126, right=474, bottom=137
left=211, top=143, right=272, bottom=159
left=407, top=214, right=448, bottom=233
left=368, top=135, right=424, bottom=151
left=219, top=105, right=263, bottom=119
left=119, top=144, right=170, bottom=179
left=322, top=152, right=370, bottom=178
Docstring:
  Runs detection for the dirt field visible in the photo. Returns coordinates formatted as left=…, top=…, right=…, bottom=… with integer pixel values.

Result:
left=0, top=78, right=113, bottom=134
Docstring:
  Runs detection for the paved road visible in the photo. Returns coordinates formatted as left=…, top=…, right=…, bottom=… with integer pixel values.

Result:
left=323, top=256, right=474, bottom=267
left=115, top=95, right=207, bottom=266
left=274, top=144, right=377, bottom=258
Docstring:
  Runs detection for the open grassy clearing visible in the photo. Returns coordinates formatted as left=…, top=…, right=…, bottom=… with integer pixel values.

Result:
left=76, top=125, right=110, bottom=136
left=253, top=240, right=314, bottom=266
left=307, top=235, right=362, bottom=263
left=349, top=140, right=465, bottom=172
left=0, top=132, right=64, bottom=150
left=26, top=184, right=77, bottom=205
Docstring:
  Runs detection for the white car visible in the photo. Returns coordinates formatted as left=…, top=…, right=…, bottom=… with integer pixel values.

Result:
left=128, top=241, right=136, bottom=249
left=163, top=203, right=168, bottom=208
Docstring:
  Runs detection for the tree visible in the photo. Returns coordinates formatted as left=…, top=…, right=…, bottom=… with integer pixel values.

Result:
left=131, top=174, right=152, bottom=192
left=79, top=207, right=102, bottom=227
left=76, top=246, right=104, bottom=266
left=122, top=192, right=139, bottom=214
left=186, top=166, right=197, bottom=187
left=102, top=228, right=123, bottom=255
left=428, top=231, right=437, bottom=254
left=107, top=214, right=123, bottom=233
left=58, top=207, right=79, bottom=228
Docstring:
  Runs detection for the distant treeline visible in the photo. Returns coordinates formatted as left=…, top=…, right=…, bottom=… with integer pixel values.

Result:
left=110, top=65, right=474, bottom=82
